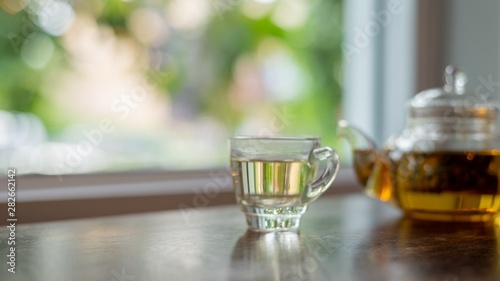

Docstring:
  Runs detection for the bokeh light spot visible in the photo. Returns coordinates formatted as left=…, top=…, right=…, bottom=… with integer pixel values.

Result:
left=0, top=0, right=29, bottom=14
left=20, top=33, right=55, bottom=69
left=128, top=8, right=168, bottom=46
left=272, top=0, right=309, bottom=30
left=32, top=0, right=75, bottom=36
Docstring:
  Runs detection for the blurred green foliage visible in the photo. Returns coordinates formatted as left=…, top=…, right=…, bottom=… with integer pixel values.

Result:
left=0, top=0, right=343, bottom=147
left=199, top=0, right=343, bottom=147
left=0, top=5, right=69, bottom=132
left=0, top=9, right=44, bottom=112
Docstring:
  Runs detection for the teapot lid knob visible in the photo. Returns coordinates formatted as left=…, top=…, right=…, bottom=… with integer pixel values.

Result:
left=411, top=65, right=498, bottom=120
left=444, top=65, right=468, bottom=94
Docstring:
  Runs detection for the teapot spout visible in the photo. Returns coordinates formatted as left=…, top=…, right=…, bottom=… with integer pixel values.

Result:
left=337, top=120, right=378, bottom=186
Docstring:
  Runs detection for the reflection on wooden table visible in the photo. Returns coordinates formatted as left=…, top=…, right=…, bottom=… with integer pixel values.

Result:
left=0, top=194, right=498, bottom=281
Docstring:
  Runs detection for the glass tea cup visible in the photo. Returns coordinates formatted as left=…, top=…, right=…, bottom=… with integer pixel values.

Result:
left=230, top=137, right=340, bottom=232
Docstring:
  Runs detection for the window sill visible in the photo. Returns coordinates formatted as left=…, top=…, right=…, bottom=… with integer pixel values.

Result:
left=1, top=167, right=360, bottom=224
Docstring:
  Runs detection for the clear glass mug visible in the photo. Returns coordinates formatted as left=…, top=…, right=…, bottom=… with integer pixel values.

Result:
left=230, top=137, right=340, bottom=232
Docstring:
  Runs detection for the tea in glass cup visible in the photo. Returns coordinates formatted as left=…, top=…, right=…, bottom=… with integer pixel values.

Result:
left=230, top=137, right=340, bottom=232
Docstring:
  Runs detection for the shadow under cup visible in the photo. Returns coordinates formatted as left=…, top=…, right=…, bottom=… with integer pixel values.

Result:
left=230, top=137, right=340, bottom=232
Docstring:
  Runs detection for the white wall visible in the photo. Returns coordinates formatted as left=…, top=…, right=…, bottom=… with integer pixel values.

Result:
left=443, top=0, right=500, bottom=100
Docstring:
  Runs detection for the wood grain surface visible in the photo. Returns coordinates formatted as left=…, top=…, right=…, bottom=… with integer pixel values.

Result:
left=1, top=194, right=499, bottom=281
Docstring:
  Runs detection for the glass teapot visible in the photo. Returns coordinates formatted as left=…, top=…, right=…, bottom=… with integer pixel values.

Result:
left=338, top=66, right=500, bottom=222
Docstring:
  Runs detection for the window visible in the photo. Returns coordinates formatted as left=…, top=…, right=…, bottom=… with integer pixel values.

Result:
left=2, top=0, right=498, bottom=177
left=0, top=0, right=344, bottom=175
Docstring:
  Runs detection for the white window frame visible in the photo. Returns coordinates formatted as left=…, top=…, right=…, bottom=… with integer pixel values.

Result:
left=343, top=0, right=417, bottom=147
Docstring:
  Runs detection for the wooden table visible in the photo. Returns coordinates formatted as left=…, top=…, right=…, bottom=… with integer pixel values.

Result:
left=1, top=193, right=499, bottom=281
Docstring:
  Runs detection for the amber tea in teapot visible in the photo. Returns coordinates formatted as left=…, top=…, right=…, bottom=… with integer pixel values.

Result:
left=341, top=66, right=500, bottom=222
left=354, top=149, right=500, bottom=222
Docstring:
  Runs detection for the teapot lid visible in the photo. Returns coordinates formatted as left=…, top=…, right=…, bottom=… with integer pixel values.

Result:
left=409, top=66, right=498, bottom=119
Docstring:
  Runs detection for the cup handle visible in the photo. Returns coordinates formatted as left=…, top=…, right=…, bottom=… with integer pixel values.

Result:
left=301, top=147, right=340, bottom=204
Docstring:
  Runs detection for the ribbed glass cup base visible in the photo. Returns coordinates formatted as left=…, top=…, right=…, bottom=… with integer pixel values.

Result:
left=242, top=205, right=307, bottom=232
